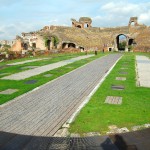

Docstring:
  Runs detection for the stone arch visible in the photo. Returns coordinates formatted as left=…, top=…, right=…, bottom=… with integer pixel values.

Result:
left=32, top=43, right=36, bottom=49
left=68, top=43, right=76, bottom=48
left=79, top=46, right=84, bottom=52
left=77, top=25, right=82, bottom=28
left=128, top=17, right=138, bottom=26
left=46, top=40, right=51, bottom=50
left=62, top=43, right=68, bottom=49
left=23, top=43, right=28, bottom=50
left=116, top=34, right=128, bottom=51
left=130, top=22, right=135, bottom=26
left=128, top=38, right=134, bottom=46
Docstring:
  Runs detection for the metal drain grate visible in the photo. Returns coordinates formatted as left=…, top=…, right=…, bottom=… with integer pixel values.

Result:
left=111, top=85, right=125, bottom=90
left=25, top=80, right=37, bottom=84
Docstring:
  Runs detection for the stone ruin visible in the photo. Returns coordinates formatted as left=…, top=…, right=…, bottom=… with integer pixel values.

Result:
left=71, top=17, right=92, bottom=29
left=11, top=17, right=150, bottom=53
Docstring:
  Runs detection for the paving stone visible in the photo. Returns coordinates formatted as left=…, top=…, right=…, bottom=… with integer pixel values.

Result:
left=66, top=66, right=74, bottom=69
left=107, top=127, right=129, bottom=134
left=131, top=126, right=142, bottom=131
left=119, top=71, right=128, bottom=74
left=54, top=128, right=69, bottom=137
left=62, top=123, right=70, bottom=128
left=120, top=67, right=128, bottom=70
left=43, top=74, right=52, bottom=77
left=111, top=85, right=125, bottom=90
left=0, top=89, right=18, bottom=95
left=83, top=132, right=101, bottom=137
left=144, top=124, right=150, bottom=128
left=108, top=125, right=118, bottom=130
left=24, top=80, right=37, bottom=84
left=131, top=124, right=150, bottom=131
left=2, top=55, right=94, bottom=80
left=116, top=77, right=126, bottom=81
left=105, top=96, right=122, bottom=105
left=136, top=56, right=150, bottom=88
left=70, top=133, right=81, bottom=137
left=7, top=58, right=49, bottom=65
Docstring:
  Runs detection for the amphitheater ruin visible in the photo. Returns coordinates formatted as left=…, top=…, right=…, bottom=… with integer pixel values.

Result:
left=11, top=17, right=150, bottom=53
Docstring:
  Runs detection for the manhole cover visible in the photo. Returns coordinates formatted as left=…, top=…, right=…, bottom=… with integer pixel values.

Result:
left=111, top=85, right=125, bottom=90
left=25, top=80, right=37, bottom=84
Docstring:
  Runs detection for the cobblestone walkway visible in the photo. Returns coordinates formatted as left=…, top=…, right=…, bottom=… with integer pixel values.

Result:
left=1, top=55, right=94, bottom=80
left=136, top=55, right=150, bottom=87
left=0, top=54, right=121, bottom=137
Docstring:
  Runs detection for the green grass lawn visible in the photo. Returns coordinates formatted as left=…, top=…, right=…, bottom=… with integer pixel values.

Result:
left=0, top=52, right=106, bottom=104
left=69, top=53, right=150, bottom=135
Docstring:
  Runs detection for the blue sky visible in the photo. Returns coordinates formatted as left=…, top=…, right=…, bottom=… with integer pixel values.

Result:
left=0, top=0, right=150, bottom=40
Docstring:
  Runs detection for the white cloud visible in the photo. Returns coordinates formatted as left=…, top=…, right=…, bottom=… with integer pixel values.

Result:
left=92, top=1, right=150, bottom=27
left=139, top=10, right=150, bottom=24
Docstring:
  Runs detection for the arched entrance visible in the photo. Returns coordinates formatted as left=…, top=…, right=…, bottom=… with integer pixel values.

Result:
left=77, top=25, right=81, bottom=28
left=46, top=40, right=51, bottom=50
left=23, top=43, right=28, bottom=50
left=116, top=34, right=127, bottom=51
left=32, top=43, right=36, bottom=49
left=84, top=24, right=89, bottom=28
left=62, top=43, right=68, bottom=49
left=68, top=43, right=76, bottom=48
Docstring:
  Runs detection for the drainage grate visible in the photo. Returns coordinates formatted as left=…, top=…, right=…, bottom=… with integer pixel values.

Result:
left=111, top=85, right=125, bottom=90
left=105, top=96, right=122, bottom=104
left=25, top=80, right=37, bottom=84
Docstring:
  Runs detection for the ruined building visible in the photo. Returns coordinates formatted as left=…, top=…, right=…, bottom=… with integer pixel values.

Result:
left=11, top=17, right=150, bottom=52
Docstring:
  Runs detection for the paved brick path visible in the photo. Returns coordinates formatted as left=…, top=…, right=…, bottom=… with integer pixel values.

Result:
left=136, top=55, right=150, bottom=87
left=0, top=54, right=121, bottom=138
left=1, top=55, right=93, bottom=80
left=7, top=58, right=49, bottom=66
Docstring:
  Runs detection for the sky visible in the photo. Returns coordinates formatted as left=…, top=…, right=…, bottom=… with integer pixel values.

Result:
left=0, top=0, right=150, bottom=40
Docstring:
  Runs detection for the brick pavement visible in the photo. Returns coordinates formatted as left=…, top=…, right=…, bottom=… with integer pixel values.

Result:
left=0, top=54, right=122, bottom=138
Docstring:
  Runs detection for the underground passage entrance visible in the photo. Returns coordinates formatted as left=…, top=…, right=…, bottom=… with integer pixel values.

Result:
left=116, top=34, right=127, bottom=51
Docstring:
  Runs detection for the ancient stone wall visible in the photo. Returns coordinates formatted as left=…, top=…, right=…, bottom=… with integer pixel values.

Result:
left=11, top=17, right=150, bottom=52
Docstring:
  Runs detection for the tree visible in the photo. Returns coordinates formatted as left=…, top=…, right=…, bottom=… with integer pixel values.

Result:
left=119, top=41, right=126, bottom=49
